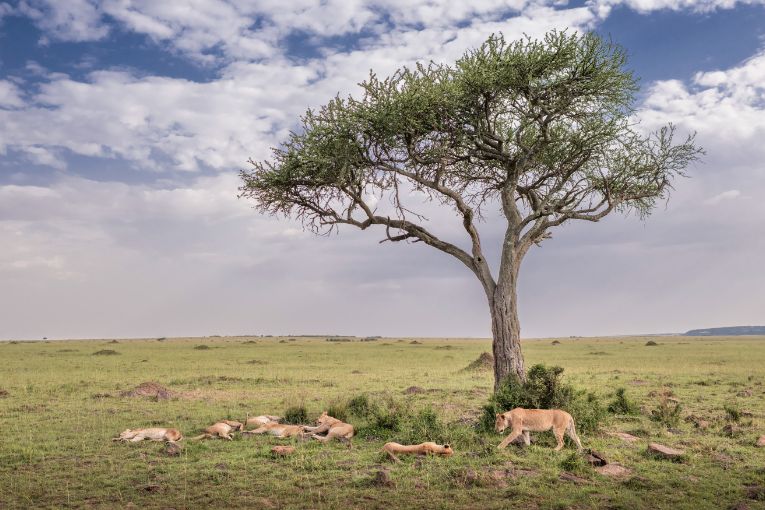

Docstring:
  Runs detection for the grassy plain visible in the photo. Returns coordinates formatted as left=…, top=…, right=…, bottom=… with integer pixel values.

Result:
left=1, top=335, right=764, bottom=509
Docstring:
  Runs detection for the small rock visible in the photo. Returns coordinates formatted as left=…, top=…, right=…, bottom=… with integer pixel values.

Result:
left=723, top=424, right=741, bottom=437
left=559, top=472, right=588, bottom=484
left=596, top=463, right=632, bottom=478
left=372, top=468, right=395, bottom=488
left=685, top=414, right=711, bottom=430
left=583, top=450, right=608, bottom=467
left=713, top=452, right=734, bottom=468
left=463, top=469, right=480, bottom=487
left=271, top=446, right=295, bottom=456
left=163, top=442, right=183, bottom=457
left=487, top=470, right=510, bottom=488
left=746, top=484, right=765, bottom=501
left=512, top=468, right=540, bottom=478
left=755, top=435, right=765, bottom=447
left=611, top=432, right=640, bottom=444
left=647, top=443, right=685, bottom=460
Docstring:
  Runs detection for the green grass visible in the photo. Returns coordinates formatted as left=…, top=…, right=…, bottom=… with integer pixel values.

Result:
left=1, top=335, right=765, bottom=509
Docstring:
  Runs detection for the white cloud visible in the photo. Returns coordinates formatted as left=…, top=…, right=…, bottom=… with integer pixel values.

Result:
left=0, top=4, right=595, bottom=173
left=704, top=189, right=741, bottom=204
left=0, top=80, right=23, bottom=108
left=640, top=48, right=765, bottom=166
left=18, top=0, right=109, bottom=42
left=2, top=1, right=765, bottom=339
left=12, top=0, right=589, bottom=63
left=589, top=0, right=765, bottom=17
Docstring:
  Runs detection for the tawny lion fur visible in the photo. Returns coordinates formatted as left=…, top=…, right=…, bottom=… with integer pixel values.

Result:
left=242, top=422, right=306, bottom=438
left=495, top=408, right=582, bottom=451
left=191, top=420, right=244, bottom=441
left=113, top=428, right=183, bottom=443
left=244, top=414, right=281, bottom=429
left=383, top=442, right=453, bottom=458
left=303, top=412, right=354, bottom=443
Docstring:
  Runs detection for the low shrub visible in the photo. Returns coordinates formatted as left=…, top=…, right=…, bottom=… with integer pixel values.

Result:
left=402, top=407, right=448, bottom=444
left=479, top=364, right=606, bottom=434
left=560, top=451, right=588, bottom=474
left=724, top=404, right=741, bottom=423
left=92, top=349, right=120, bottom=356
left=347, top=394, right=378, bottom=419
left=283, top=405, right=308, bottom=424
left=608, top=388, right=639, bottom=415
left=650, top=399, right=682, bottom=428
left=369, top=396, right=407, bottom=433
left=326, top=400, right=349, bottom=422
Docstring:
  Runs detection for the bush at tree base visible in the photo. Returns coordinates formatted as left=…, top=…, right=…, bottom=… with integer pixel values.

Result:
left=480, top=364, right=606, bottom=434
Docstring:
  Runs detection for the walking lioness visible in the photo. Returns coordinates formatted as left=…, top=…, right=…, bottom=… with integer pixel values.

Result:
left=495, top=408, right=582, bottom=451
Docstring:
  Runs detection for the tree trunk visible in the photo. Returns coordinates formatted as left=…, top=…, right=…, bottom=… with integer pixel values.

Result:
left=490, top=261, right=525, bottom=391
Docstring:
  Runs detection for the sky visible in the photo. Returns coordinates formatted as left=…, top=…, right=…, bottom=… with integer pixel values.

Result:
left=1, top=0, right=764, bottom=340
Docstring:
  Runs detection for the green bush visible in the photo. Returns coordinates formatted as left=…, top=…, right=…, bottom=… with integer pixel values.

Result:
left=400, top=407, right=448, bottom=444
left=283, top=405, right=308, bottom=424
left=650, top=399, right=682, bottom=428
left=560, top=451, right=588, bottom=474
left=326, top=400, right=349, bottom=422
left=480, top=364, right=606, bottom=434
left=608, top=388, right=639, bottom=415
left=724, top=404, right=741, bottom=423
left=347, top=394, right=377, bottom=418
left=371, top=398, right=405, bottom=432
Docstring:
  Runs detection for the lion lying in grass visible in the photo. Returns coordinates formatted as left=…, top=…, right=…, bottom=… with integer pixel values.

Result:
left=383, top=442, right=453, bottom=462
left=191, top=420, right=244, bottom=440
left=113, top=428, right=183, bottom=443
left=242, top=422, right=306, bottom=438
left=303, top=411, right=354, bottom=443
left=495, top=408, right=582, bottom=451
left=244, top=414, right=281, bottom=429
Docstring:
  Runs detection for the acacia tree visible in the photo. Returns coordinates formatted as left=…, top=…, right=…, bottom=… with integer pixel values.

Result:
left=240, top=31, right=701, bottom=390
